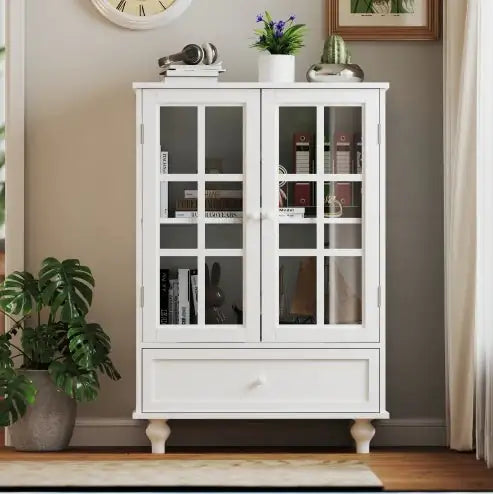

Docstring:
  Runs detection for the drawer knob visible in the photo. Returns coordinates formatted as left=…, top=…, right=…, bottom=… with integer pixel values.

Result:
left=253, top=376, right=267, bottom=387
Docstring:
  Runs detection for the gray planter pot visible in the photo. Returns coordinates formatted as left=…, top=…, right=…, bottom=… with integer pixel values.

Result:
left=307, top=63, right=364, bottom=83
left=9, top=370, right=76, bottom=451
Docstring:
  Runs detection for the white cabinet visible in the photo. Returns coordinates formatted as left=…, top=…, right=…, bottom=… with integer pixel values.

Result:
left=134, top=83, right=389, bottom=454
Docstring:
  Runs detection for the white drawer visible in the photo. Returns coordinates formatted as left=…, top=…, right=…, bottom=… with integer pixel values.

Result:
left=142, top=349, right=380, bottom=414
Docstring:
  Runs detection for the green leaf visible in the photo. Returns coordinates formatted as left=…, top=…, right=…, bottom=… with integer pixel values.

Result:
left=21, top=325, right=59, bottom=365
left=48, top=359, right=99, bottom=402
left=68, top=320, right=110, bottom=369
left=39, top=257, right=95, bottom=323
left=0, top=334, right=13, bottom=370
left=98, top=357, right=121, bottom=381
left=0, top=271, right=41, bottom=317
left=0, top=369, right=37, bottom=426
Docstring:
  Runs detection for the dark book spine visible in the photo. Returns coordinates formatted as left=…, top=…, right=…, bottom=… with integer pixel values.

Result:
left=189, top=269, right=198, bottom=324
left=160, top=269, right=169, bottom=324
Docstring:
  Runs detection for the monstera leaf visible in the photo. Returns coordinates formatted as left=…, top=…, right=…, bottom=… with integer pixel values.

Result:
left=0, top=369, right=37, bottom=426
left=0, top=271, right=41, bottom=317
left=39, top=258, right=95, bottom=323
left=98, top=357, right=121, bottom=381
left=21, top=325, right=60, bottom=366
left=68, top=320, right=110, bottom=370
left=48, top=359, right=99, bottom=402
left=0, top=334, right=13, bottom=370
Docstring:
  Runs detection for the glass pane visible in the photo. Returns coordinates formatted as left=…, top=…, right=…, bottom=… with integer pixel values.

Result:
left=279, top=107, right=316, bottom=174
left=324, top=257, right=362, bottom=325
left=279, top=225, right=316, bottom=249
left=205, top=182, right=243, bottom=219
left=279, top=181, right=317, bottom=218
left=160, top=257, right=198, bottom=326
left=279, top=257, right=317, bottom=325
left=324, top=224, right=362, bottom=249
left=324, top=182, right=361, bottom=219
left=205, top=107, right=243, bottom=174
left=160, top=107, right=197, bottom=174
left=162, top=181, right=197, bottom=219
left=324, top=107, right=362, bottom=174
left=206, top=224, right=243, bottom=249
left=160, top=225, right=197, bottom=249
left=205, top=257, right=243, bottom=325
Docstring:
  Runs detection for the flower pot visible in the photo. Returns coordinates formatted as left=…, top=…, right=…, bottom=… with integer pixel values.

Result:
left=258, top=54, right=295, bottom=83
left=9, top=370, right=76, bottom=451
left=306, top=63, right=365, bottom=83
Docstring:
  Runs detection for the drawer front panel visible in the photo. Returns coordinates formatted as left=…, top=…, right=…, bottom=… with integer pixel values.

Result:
left=142, top=349, right=379, bottom=413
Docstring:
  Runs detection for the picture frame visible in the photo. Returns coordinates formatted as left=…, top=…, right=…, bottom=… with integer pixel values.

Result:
left=328, top=0, right=441, bottom=40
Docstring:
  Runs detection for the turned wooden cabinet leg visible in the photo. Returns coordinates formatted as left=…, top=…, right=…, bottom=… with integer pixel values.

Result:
left=146, top=419, right=171, bottom=454
left=350, top=419, right=375, bottom=454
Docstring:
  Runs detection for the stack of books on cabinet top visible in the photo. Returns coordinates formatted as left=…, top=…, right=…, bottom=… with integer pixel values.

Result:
left=159, top=63, right=225, bottom=84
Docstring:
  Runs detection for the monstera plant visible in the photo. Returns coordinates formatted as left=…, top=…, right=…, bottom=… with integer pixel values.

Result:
left=0, top=257, right=120, bottom=450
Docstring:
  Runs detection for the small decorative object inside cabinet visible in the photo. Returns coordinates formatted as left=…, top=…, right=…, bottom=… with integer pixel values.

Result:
left=134, top=81, right=388, bottom=454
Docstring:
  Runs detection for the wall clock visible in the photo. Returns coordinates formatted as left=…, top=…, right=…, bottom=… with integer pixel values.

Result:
left=91, top=0, right=193, bottom=30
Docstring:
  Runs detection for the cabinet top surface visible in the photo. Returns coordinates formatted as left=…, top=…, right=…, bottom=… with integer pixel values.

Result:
left=133, top=82, right=389, bottom=90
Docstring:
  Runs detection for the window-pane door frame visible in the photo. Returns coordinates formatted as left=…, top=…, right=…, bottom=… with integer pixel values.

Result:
left=261, top=89, right=381, bottom=343
left=141, top=89, right=261, bottom=343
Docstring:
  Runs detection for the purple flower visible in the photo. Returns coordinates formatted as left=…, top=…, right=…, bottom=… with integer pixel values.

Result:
left=276, top=20, right=286, bottom=31
left=288, top=14, right=296, bottom=22
left=256, top=13, right=263, bottom=22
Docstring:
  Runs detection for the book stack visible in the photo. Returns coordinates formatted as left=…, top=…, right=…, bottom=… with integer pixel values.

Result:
left=174, top=188, right=243, bottom=219
left=334, top=132, right=352, bottom=174
left=160, top=268, right=198, bottom=325
left=159, top=63, right=225, bottom=84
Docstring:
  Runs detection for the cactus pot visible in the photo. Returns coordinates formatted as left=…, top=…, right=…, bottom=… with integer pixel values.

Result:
left=9, top=370, right=76, bottom=452
left=307, top=63, right=364, bottom=83
left=258, top=54, right=295, bottom=83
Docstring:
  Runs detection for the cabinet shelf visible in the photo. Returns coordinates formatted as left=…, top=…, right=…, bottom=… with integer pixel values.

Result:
left=279, top=249, right=363, bottom=257
left=280, top=174, right=362, bottom=182
left=160, top=174, right=243, bottom=182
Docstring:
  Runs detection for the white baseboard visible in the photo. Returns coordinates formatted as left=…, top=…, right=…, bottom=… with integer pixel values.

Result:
left=71, top=417, right=447, bottom=448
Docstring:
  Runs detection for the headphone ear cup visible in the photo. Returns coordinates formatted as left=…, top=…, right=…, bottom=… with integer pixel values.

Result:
left=202, top=42, right=218, bottom=65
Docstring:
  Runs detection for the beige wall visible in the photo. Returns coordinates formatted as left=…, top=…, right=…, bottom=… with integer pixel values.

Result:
left=25, top=0, right=444, bottom=443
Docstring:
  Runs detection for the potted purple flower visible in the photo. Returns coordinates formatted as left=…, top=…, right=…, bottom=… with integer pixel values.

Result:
left=252, top=11, right=306, bottom=83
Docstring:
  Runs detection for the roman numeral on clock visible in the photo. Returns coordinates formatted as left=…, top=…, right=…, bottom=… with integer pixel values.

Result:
left=116, top=0, right=126, bottom=11
left=139, top=4, right=146, bottom=15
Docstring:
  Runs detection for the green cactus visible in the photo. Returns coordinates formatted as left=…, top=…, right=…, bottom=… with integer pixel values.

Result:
left=321, top=35, right=352, bottom=64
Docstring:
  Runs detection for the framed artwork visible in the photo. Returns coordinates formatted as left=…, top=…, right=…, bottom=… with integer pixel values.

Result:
left=328, top=0, right=441, bottom=40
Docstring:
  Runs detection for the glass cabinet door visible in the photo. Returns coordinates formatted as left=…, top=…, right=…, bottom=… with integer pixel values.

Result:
left=262, top=89, right=380, bottom=342
left=141, top=90, right=260, bottom=342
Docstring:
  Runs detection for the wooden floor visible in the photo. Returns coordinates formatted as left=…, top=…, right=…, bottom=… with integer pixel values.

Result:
left=0, top=447, right=492, bottom=491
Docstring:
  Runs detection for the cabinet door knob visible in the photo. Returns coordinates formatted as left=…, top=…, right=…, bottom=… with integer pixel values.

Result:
left=253, top=376, right=267, bottom=387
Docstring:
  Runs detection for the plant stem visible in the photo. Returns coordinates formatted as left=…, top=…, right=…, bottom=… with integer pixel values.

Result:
left=8, top=342, right=30, bottom=360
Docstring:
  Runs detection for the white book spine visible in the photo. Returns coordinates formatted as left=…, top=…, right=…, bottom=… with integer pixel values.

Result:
left=168, top=279, right=174, bottom=324
left=160, top=182, right=168, bottom=218
left=160, top=151, right=168, bottom=174
left=279, top=207, right=305, bottom=214
left=191, top=274, right=198, bottom=317
left=184, top=190, right=242, bottom=199
left=175, top=211, right=243, bottom=219
left=178, top=269, right=190, bottom=325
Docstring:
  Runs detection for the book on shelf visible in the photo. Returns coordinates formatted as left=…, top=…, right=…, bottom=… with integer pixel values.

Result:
left=324, top=141, right=332, bottom=174
left=184, top=189, right=242, bottom=199
left=178, top=269, right=191, bottom=325
left=279, top=207, right=305, bottom=215
left=293, top=132, right=313, bottom=174
left=354, top=133, right=362, bottom=174
left=160, top=269, right=169, bottom=324
left=166, top=278, right=179, bottom=325
left=160, top=151, right=169, bottom=174
left=160, top=149, right=169, bottom=218
left=175, top=211, right=243, bottom=218
left=176, top=198, right=243, bottom=211
left=190, top=269, right=198, bottom=324
left=294, top=183, right=311, bottom=207
left=160, top=182, right=168, bottom=218
left=335, top=132, right=352, bottom=174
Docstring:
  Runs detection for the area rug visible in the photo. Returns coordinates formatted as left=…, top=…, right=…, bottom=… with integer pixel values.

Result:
left=0, top=459, right=382, bottom=490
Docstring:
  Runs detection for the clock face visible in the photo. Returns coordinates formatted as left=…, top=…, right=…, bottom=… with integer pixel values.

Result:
left=91, top=0, right=192, bottom=29
left=108, top=0, right=175, bottom=17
